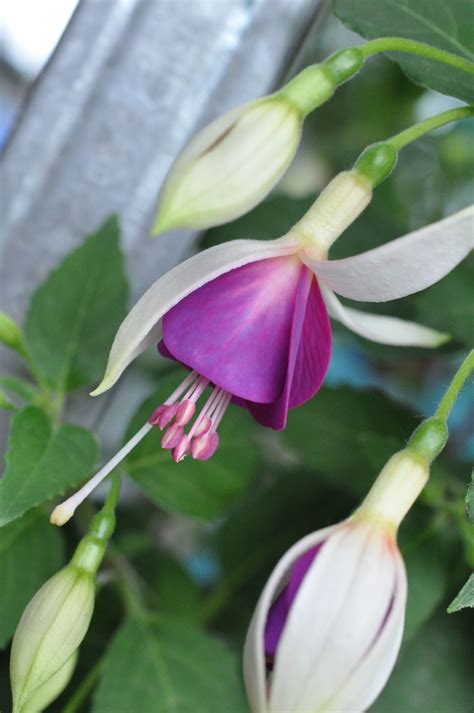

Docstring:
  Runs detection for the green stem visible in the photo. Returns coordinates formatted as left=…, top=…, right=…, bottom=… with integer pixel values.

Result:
left=360, top=37, right=474, bottom=76
left=61, top=655, right=106, bottom=713
left=389, top=106, right=474, bottom=151
left=408, top=351, right=474, bottom=463
left=104, top=472, right=121, bottom=512
left=435, top=350, right=474, bottom=423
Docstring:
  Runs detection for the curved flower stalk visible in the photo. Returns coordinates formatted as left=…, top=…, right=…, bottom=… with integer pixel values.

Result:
left=243, top=428, right=444, bottom=713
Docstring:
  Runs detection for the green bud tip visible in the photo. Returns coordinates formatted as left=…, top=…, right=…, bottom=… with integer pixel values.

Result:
left=323, top=47, right=364, bottom=86
left=0, top=311, right=26, bottom=355
left=353, top=142, right=398, bottom=188
left=407, top=417, right=449, bottom=464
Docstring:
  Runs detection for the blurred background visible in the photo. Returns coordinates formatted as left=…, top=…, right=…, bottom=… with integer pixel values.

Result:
left=1, top=1, right=473, bottom=711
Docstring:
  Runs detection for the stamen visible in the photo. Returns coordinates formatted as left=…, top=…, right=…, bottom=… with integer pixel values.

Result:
left=163, top=370, right=198, bottom=406
left=187, top=386, right=221, bottom=438
left=149, top=403, right=178, bottom=429
left=193, top=413, right=212, bottom=437
left=191, top=431, right=219, bottom=460
left=50, top=422, right=153, bottom=526
left=175, top=376, right=210, bottom=425
left=172, top=436, right=191, bottom=463
left=212, top=392, right=232, bottom=429
left=161, top=423, right=184, bottom=449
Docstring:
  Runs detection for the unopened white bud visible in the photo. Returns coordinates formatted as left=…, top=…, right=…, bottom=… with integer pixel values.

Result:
left=10, top=567, right=94, bottom=713
left=20, top=651, right=77, bottom=713
left=153, top=97, right=302, bottom=234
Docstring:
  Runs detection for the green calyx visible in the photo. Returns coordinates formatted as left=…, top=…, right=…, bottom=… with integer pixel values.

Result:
left=353, top=142, right=398, bottom=187
left=407, top=417, right=449, bottom=465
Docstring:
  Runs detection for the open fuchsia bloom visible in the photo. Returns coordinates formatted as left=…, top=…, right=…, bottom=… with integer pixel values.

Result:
left=50, top=167, right=472, bottom=525
left=243, top=448, right=430, bottom=713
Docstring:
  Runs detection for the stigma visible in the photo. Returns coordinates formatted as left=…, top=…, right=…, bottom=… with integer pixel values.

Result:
left=148, top=370, right=232, bottom=462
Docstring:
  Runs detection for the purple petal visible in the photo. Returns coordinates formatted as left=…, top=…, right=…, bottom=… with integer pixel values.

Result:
left=162, top=256, right=303, bottom=402
left=264, top=543, right=324, bottom=659
left=248, top=269, right=331, bottom=429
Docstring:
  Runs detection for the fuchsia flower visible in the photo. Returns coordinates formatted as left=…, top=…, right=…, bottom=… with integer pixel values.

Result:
left=243, top=448, right=430, bottom=713
left=94, top=173, right=471, bottom=449
left=50, top=172, right=472, bottom=525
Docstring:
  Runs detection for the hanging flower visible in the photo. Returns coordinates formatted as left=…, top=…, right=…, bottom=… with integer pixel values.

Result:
left=91, top=173, right=472, bottom=458
left=50, top=168, right=471, bottom=523
left=243, top=448, right=430, bottom=713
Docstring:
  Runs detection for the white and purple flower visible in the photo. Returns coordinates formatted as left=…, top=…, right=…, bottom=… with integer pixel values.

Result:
left=94, top=173, right=472, bottom=453
left=243, top=449, right=429, bottom=713
left=50, top=172, right=472, bottom=525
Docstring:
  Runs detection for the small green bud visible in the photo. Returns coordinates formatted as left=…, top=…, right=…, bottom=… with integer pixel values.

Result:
left=407, top=417, right=449, bottom=464
left=10, top=566, right=94, bottom=713
left=20, top=651, right=77, bottom=713
left=353, top=142, right=398, bottom=187
left=323, top=47, right=364, bottom=85
left=0, top=311, right=27, bottom=357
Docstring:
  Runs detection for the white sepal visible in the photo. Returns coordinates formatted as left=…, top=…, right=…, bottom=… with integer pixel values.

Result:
left=306, top=205, right=473, bottom=302
left=154, top=97, right=301, bottom=233
left=243, top=526, right=337, bottom=713
left=269, top=522, right=396, bottom=712
left=322, top=287, right=449, bottom=347
left=92, top=237, right=298, bottom=395
left=243, top=519, right=405, bottom=713
left=327, top=550, right=407, bottom=712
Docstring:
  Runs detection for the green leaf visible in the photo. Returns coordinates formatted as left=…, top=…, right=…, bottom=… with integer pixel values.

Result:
left=282, top=386, right=417, bottom=495
left=0, top=406, right=97, bottom=526
left=92, top=617, right=249, bottom=713
left=124, top=374, right=259, bottom=520
left=448, top=573, right=474, bottom=613
left=0, top=510, right=64, bottom=648
left=369, top=610, right=474, bottom=712
left=334, top=0, right=474, bottom=103
left=25, top=216, right=128, bottom=393
left=0, top=376, right=38, bottom=403
left=414, top=254, right=473, bottom=347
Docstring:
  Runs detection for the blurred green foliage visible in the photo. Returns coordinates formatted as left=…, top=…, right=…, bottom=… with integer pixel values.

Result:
left=1, top=4, right=473, bottom=712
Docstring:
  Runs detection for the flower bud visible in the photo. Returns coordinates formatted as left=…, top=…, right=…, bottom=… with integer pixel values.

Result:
left=20, top=651, right=77, bottom=713
left=243, top=447, right=430, bottom=713
left=153, top=96, right=302, bottom=234
left=12, top=481, right=119, bottom=712
left=10, top=566, right=94, bottom=713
